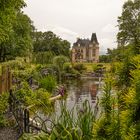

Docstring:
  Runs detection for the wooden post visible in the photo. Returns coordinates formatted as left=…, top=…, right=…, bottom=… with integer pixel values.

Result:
left=24, top=109, right=30, bottom=133
left=7, top=67, right=12, bottom=91
left=5, top=67, right=8, bottom=92
left=0, top=66, right=12, bottom=94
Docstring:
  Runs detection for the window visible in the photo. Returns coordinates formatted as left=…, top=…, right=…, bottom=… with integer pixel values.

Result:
left=92, top=49, right=96, bottom=57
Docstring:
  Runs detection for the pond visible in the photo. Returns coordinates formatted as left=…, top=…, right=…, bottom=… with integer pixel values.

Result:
left=54, top=77, right=103, bottom=116
left=36, top=77, right=103, bottom=131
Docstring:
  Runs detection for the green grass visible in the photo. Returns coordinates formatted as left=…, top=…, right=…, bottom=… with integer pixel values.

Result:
left=71, top=62, right=111, bottom=72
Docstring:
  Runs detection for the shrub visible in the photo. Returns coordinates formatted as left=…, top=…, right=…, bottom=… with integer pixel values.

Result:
left=14, top=82, right=36, bottom=106
left=53, top=55, right=69, bottom=71
left=92, top=64, right=98, bottom=72
left=63, top=63, right=73, bottom=73
left=51, top=100, right=94, bottom=139
left=39, top=76, right=57, bottom=93
left=34, top=52, right=54, bottom=64
left=73, top=63, right=86, bottom=73
left=0, top=93, right=9, bottom=127
left=34, top=88, right=52, bottom=113
left=20, top=100, right=94, bottom=140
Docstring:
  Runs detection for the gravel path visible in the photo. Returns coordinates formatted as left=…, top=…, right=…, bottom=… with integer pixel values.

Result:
left=0, top=111, right=20, bottom=140
left=0, top=127, right=18, bottom=140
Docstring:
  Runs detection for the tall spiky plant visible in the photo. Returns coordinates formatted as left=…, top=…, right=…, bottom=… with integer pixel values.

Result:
left=93, top=74, right=121, bottom=140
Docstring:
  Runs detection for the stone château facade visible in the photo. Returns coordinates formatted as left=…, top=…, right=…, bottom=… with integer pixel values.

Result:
left=72, top=33, right=99, bottom=63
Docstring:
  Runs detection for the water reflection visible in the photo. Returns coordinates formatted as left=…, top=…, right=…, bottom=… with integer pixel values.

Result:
left=55, top=77, right=102, bottom=113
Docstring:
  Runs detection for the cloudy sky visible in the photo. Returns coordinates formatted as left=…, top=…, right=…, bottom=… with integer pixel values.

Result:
left=23, top=0, right=126, bottom=54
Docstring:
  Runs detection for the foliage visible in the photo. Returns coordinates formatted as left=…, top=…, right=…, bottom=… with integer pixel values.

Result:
left=114, top=55, right=140, bottom=139
left=99, top=55, right=110, bottom=63
left=105, top=56, right=140, bottom=139
left=39, top=75, right=57, bottom=93
left=92, top=64, right=98, bottom=72
left=14, top=82, right=52, bottom=113
left=3, top=58, right=35, bottom=81
left=2, top=58, right=42, bottom=82
left=33, top=88, right=52, bottom=113
left=50, top=100, right=94, bottom=140
left=20, top=132, right=50, bottom=140
left=93, top=74, right=121, bottom=140
left=63, top=63, right=80, bottom=76
left=73, top=63, right=86, bottom=73
left=115, top=56, right=134, bottom=88
left=77, top=100, right=95, bottom=139
left=0, top=0, right=25, bottom=44
left=101, top=76, right=114, bottom=118
left=53, top=55, right=69, bottom=83
left=63, top=63, right=73, bottom=73
left=0, top=93, right=9, bottom=127
left=105, top=44, right=135, bottom=63
left=117, top=0, right=140, bottom=53
left=0, top=0, right=34, bottom=61
left=35, top=88, right=51, bottom=105
left=2, top=0, right=140, bottom=139
left=53, top=55, right=69, bottom=71
left=14, top=81, right=36, bottom=106
left=21, top=100, right=94, bottom=140
left=92, top=64, right=104, bottom=73
left=3, top=57, right=28, bottom=70
left=9, top=12, right=33, bottom=59
left=33, top=31, right=70, bottom=57
left=33, top=51, right=54, bottom=64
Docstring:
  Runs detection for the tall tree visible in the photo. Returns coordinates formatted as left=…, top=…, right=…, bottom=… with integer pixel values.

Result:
left=117, top=0, right=140, bottom=53
left=0, top=0, right=34, bottom=61
left=10, top=12, right=34, bottom=58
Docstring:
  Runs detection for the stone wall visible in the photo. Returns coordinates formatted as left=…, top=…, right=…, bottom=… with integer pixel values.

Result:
left=72, top=45, right=99, bottom=63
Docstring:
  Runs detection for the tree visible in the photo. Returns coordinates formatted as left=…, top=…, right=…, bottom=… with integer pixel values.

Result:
left=0, top=0, right=25, bottom=61
left=53, top=55, right=68, bottom=83
left=33, top=31, right=70, bottom=57
left=34, top=51, right=54, bottom=64
left=99, top=55, right=109, bottom=63
left=0, top=0, right=25, bottom=42
left=117, top=0, right=140, bottom=53
left=7, top=12, right=34, bottom=60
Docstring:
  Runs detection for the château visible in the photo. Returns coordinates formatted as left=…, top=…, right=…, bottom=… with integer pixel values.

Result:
left=72, top=33, right=99, bottom=63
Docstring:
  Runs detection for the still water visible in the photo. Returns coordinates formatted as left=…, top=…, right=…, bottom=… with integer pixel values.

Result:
left=55, top=77, right=103, bottom=114
left=38, top=77, right=103, bottom=128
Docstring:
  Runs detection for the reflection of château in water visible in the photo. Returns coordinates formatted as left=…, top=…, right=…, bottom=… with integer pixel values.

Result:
left=72, top=33, right=99, bottom=63
left=90, top=84, right=98, bottom=98
left=70, top=79, right=98, bottom=103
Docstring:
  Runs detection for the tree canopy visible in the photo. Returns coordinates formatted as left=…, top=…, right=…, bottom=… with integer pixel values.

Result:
left=0, top=0, right=34, bottom=61
left=117, top=0, right=140, bottom=53
left=33, top=31, right=70, bottom=57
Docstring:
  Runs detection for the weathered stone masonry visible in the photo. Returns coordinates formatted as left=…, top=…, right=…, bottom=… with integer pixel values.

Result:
left=72, top=33, right=99, bottom=63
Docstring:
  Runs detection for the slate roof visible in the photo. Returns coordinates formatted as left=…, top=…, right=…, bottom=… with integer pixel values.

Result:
left=91, top=33, right=99, bottom=44
left=73, top=33, right=99, bottom=47
left=73, top=38, right=90, bottom=47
